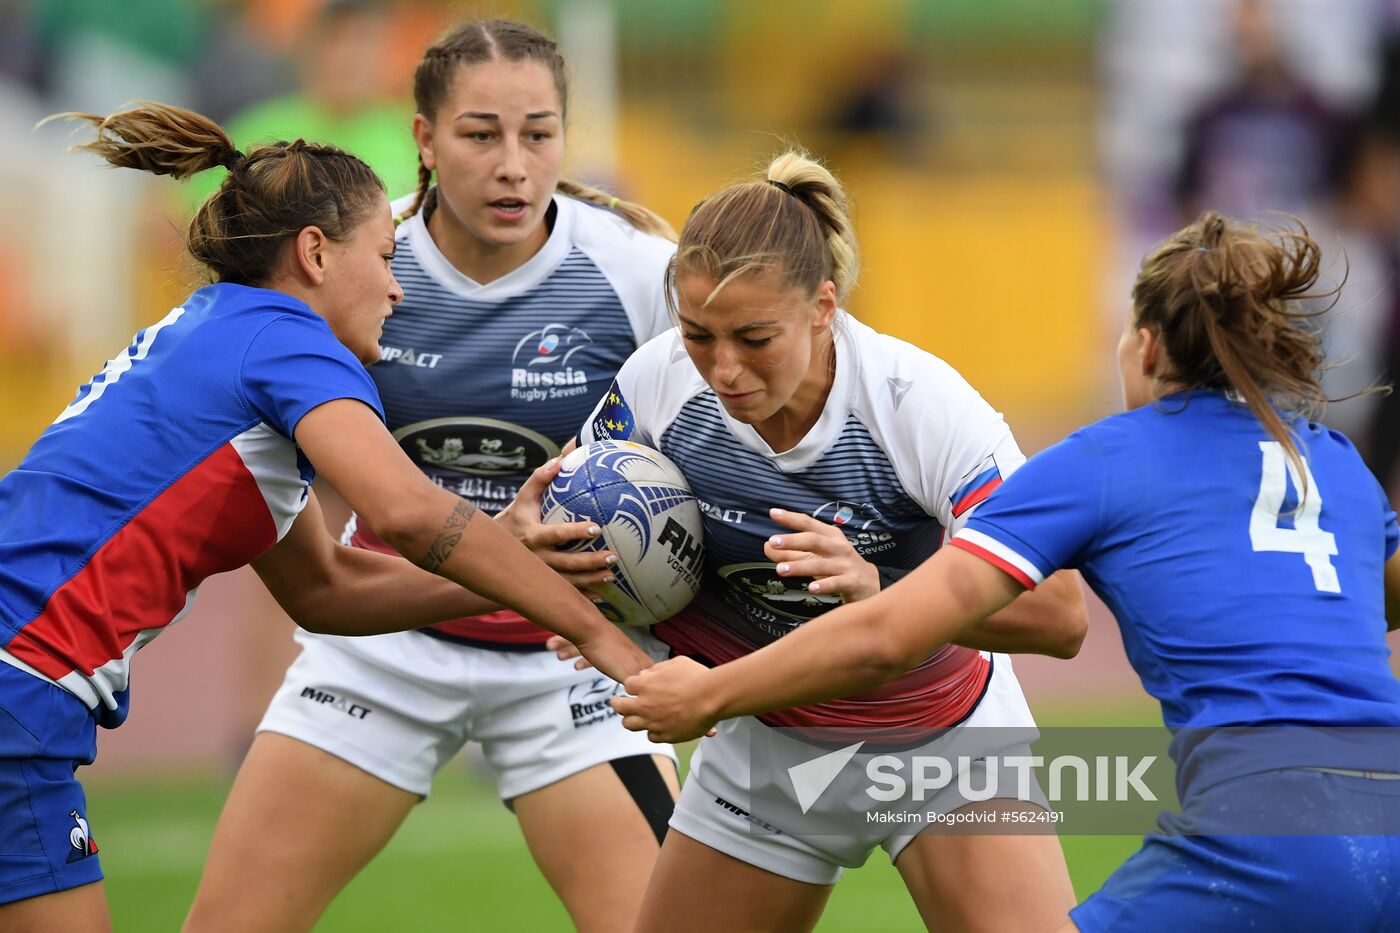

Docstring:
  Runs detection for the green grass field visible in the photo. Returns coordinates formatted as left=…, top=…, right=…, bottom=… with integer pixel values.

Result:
left=88, top=700, right=1159, bottom=931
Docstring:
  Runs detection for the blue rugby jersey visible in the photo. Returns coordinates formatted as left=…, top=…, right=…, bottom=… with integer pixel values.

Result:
left=581, top=318, right=1026, bottom=733
left=0, top=284, right=382, bottom=727
left=953, top=390, right=1400, bottom=782
left=346, top=192, right=675, bottom=647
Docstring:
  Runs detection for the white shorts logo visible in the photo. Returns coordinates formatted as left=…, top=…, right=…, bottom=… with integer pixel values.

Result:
left=567, top=678, right=623, bottom=729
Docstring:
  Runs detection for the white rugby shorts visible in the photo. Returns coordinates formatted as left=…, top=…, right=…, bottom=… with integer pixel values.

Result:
left=258, top=628, right=676, bottom=799
left=669, top=653, right=1043, bottom=885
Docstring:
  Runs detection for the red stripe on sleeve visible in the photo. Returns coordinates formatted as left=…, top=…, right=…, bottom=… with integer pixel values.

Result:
left=949, top=537, right=1036, bottom=590
left=950, top=477, right=1001, bottom=518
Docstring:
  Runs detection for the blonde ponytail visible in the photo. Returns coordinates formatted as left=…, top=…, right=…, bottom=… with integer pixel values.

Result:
left=764, top=151, right=859, bottom=301
left=667, top=147, right=860, bottom=314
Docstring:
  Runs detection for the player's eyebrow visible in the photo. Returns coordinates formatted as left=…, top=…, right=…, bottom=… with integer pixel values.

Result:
left=454, top=111, right=559, bottom=121
left=677, top=315, right=779, bottom=334
left=733, top=320, right=779, bottom=333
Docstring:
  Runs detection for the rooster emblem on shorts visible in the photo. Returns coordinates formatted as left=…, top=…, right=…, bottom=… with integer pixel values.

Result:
left=66, top=809, right=98, bottom=862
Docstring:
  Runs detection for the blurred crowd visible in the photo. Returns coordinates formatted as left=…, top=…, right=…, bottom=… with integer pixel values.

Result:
left=1105, top=0, right=1400, bottom=495
left=1103, top=0, right=1372, bottom=272
left=1, top=0, right=428, bottom=196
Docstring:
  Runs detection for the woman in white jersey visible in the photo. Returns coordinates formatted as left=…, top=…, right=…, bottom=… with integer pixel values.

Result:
left=565, top=152, right=1089, bottom=932
left=185, top=20, right=680, bottom=933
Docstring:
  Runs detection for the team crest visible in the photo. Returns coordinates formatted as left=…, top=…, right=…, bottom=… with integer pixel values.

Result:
left=66, top=810, right=98, bottom=862
left=513, top=323, right=592, bottom=368
left=718, top=562, right=842, bottom=622
left=511, top=324, right=592, bottom=400
left=812, top=500, right=885, bottom=531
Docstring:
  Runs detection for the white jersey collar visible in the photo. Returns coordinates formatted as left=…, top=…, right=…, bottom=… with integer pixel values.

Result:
left=714, top=312, right=858, bottom=472
left=403, top=193, right=577, bottom=302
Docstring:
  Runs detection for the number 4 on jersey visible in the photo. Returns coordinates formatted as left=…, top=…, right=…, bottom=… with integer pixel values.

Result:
left=1248, top=441, right=1340, bottom=593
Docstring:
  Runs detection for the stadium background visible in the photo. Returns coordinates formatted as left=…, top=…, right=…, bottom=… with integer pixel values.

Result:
left=1, top=0, right=1397, bottom=928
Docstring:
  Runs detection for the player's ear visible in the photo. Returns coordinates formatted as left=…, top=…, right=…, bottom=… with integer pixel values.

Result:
left=811, top=280, right=838, bottom=332
left=291, top=225, right=330, bottom=286
left=412, top=113, right=436, bottom=172
left=1138, top=326, right=1163, bottom=378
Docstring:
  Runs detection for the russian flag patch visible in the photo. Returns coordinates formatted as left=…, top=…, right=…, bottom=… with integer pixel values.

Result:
left=950, top=458, right=1003, bottom=518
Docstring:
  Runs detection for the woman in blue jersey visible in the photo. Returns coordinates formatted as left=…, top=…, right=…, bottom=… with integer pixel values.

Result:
left=617, top=212, right=1400, bottom=931
left=544, top=151, right=1091, bottom=933
left=185, top=20, right=683, bottom=933
left=0, top=103, right=650, bottom=930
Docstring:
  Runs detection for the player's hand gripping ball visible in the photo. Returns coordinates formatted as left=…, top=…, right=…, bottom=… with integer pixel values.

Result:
left=541, top=441, right=704, bottom=626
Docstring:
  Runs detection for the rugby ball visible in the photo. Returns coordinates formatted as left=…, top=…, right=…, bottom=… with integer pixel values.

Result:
left=541, top=440, right=704, bottom=627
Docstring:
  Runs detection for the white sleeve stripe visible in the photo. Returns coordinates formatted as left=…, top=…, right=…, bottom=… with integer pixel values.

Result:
left=952, top=528, right=1046, bottom=585
left=55, top=306, right=185, bottom=425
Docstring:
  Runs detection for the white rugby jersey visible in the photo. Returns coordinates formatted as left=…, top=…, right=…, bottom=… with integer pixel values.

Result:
left=349, top=191, right=676, bottom=648
left=581, top=316, right=1025, bottom=732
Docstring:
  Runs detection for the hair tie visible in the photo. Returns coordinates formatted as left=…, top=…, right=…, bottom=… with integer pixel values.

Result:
left=608, top=196, right=620, bottom=209
left=224, top=148, right=245, bottom=171
left=768, top=179, right=795, bottom=196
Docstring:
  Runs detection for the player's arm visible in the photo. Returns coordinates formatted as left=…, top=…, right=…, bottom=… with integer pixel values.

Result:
left=764, top=508, right=1086, bottom=658
left=615, top=546, right=1021, bottom=741
left=617, top=432, right=1101, bottom=741
left=952, top=569, right=1088, bottom=659
left=252, top=490, right=503, bottom=634
left=1387, top=554, right=1399, bottom=632
left=934, top=426, right=1096, bottom=661
left=712, top=546, right=1023, bottom=710
left=294, top=399, right=654, bottom=682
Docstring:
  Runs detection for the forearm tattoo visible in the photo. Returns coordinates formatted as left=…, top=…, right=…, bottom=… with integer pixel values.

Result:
left=415, top=498, right=478, bottom=573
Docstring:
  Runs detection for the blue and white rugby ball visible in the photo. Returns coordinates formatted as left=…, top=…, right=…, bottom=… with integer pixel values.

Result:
left=541, top=440, right=704, bottom=627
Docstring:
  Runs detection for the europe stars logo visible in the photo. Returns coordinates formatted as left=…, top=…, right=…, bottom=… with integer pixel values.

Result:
left=592, top=382, right=635, bottom=440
